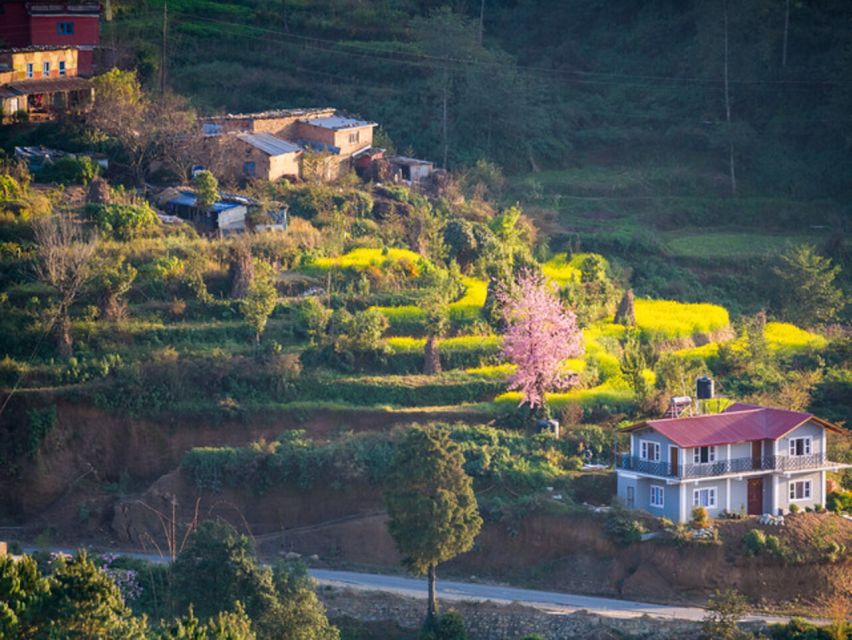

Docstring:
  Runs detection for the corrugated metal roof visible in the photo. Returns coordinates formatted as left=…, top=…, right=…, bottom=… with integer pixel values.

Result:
left=7, top=77, right=90, bottom=95
left=625, top=403, right=838, bottom=447
left=236, top=132, right=302, bottom=156
left=300, top=115, right=376, bottom=131
left=166, top=191, right=243, bottom=213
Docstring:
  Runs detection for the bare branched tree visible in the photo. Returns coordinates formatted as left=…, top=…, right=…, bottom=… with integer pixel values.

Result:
left=135, top=494, right=201, bottom=561
left=152, top=92, right=202, bottom=182
left=32, top=215, right=96, bottom=358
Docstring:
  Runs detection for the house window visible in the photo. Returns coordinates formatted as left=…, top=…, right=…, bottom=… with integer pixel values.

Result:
left=789, top=480, right=811, bottom=501
left=26, top=63, right=34, bottom=79
left=57, top=22, right=75, bottom=35
left=693, top=487, right=717, bottom=508
left=243, top=161, right=256, bottom=177
left=59, top=61, right=66, bottom=77
left=43, top=62, right=50, bottom=77
left=650, top=485, right=664, bottom=508
left=693, top=446, right=716, bottom=464
left=789, top=437, right=811, bottom=457
left=640, top=440, right=661, bottom=462
left=348, top=131, right=360, bottom=144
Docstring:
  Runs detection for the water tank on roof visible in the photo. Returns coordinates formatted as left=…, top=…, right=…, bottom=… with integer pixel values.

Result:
left=696, top=376, right=715, bottom=400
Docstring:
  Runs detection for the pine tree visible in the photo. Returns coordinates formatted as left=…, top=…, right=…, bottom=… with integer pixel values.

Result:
left=384, top=427, right=482, bottom=630
left=772, top=245, right=844, bottom=326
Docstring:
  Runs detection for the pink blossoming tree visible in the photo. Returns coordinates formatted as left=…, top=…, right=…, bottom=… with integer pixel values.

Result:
left=498, top=270, right=584, bottom=413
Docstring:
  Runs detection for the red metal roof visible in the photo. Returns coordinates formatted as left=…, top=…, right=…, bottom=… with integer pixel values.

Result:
left=625, top=403, right=839, bottom=448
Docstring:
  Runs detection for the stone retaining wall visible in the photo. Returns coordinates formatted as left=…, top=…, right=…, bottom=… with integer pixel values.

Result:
left=319, top=587, right=764, bottom=640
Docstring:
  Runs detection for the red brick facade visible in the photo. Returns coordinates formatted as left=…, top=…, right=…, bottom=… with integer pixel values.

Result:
left=0, top=1, right=100, bottom=75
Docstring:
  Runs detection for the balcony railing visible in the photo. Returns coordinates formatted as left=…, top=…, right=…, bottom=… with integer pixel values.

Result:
left=617, top=452, right=826, bottom=479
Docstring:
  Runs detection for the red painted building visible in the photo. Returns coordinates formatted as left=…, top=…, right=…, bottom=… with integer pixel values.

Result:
left=0, top=1, right=100, bottom=75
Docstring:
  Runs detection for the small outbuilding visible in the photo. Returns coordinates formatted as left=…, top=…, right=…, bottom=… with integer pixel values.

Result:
left=389, top=156, right=434, bottom=185
left=162, top=190, right=249, bottom=235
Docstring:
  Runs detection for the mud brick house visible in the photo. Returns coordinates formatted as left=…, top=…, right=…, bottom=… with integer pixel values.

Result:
left=616, top=403, right=849, bottom=522
left=199, top=108, right=376, bottom=183
left=0, top=0, right=101, bottom=75
left=0, top=46, right=92, bottom=122
left=227, top=132, right=302, bottom=182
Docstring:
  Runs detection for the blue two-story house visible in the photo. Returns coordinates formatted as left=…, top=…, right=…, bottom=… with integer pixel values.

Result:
left=616, top=403, right=849, bottom=522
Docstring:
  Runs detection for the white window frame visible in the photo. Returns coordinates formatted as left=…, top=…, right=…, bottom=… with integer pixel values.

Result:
left=650, top=485, right=664, bottom=508
left=26, top=63, right=34, bottom=79
left=693, top=445, right=716, bottom=464
left=59, top=60, right=66, bottom=76
left=789, top=437, right=811, bottom=457
left=789, top=480, right=811, bottom=501
left=693, top=487, right=717, bottom=508
left=639, top=440, right=661, bottom=462
left=42, top=61, right=50, bottom=77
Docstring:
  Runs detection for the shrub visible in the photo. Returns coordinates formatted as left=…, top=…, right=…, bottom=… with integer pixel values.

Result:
left=37, top=156, right=99, bottom=185
left=422, top=611, right=468, bottom=640
left=604, top=509, right=646, bottom=546
left=826, top=490, right=852, bottom=513
left=26, top=405, right=57, bottom=458
left=744, top=529, right=790, bottom=560
left=86, top=202, right=158, bottom=240
left=0, top=174, right=24, bottom=200
left=820, top=540, right=845, bottom=563
left=789, top=502, right=800, bottom=514
left=691, top=506, right=709, bottom=529
left=769, top=617, right=833, bottom=640
left=702, top=589, right=748, bottom=640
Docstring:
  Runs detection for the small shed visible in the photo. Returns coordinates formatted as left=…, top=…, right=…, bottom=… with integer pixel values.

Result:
left=162, top=191, right=248, bottom=235
left=389, top=156, right=434, bottom=184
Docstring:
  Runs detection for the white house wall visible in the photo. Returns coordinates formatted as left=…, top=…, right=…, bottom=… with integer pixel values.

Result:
left=616, top=474, right=681, bottom=522
left=728, top=478, right=749, bottom=515
left=776, top=470, right=825, bottom=512
left=777, top=421, right=824, bottom=457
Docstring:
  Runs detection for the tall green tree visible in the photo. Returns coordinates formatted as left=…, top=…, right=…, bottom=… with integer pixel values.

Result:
left=193, top=171, right=219, bottom=210
left=771, top=245, right=845, bottom=326
left=0, top=554, right=50, bottom=639
left=416, top=266, right=460, bottom=374
left=384, top=427, right=482, bottom=630
left=92, top=254, right=138, bottom=321
left=40, top=552, right=148, bottom=639
left=239, top=260, right=278, bottom=345
left=171, top=521, right=338, bottom=640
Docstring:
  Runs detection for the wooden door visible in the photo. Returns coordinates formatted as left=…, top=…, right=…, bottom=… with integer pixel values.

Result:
left=747, top=478, right=763, bottom=515
left=751, top=441, right=762, bottom=470
left=669, top=447, right=679, bottom=476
